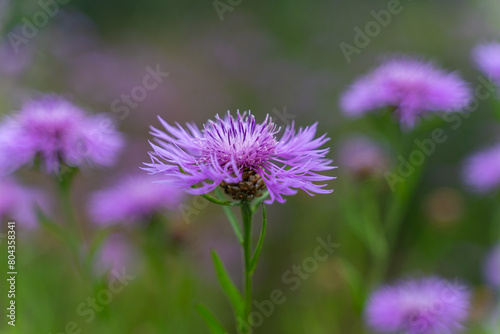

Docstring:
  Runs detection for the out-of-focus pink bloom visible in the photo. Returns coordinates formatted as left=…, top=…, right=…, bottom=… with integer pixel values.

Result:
left=0, top=95, right=124, bottom=174
left=340, top=56, right=471, bottom=129
left=462, top=144, right=500, bottom=193
left=0, top=177, right=49, bottom=229
left=365, top=276, right=470, bottom=334
left=338, top=135, right=390, bottom=179
left=472, top=42, right=500, bottom=83
left=88, top=174, right=184, bottom=226
left=95, top=233, right=138, bottom=276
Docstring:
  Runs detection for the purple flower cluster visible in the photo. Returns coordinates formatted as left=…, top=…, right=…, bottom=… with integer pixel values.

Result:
left=0, top=95, right=124, bottom=174
left=462, top=144, right=500, bottom=193
left=144, top=111, right=335, bottom=203
left=365, top=277, right=469, bottom=334
left=88, top=174, right=183, bottom=225
left=472, top=42, right=500, bottom=84
left=0, top=177, right=49, bottom=229
left=340, top=57, right=471, bottom=129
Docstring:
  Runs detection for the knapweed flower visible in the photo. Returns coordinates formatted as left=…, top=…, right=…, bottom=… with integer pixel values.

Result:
left=144, top=111, right=334, bottom=203
left=365, top=277, right=470, bottom=334
left=340, top=57, right=471, bottom=129
left=338, top=135, right=390, bottom=179
left=0, top=95, right=124, bottom=174
left=462, top=144, right=500, bottom=193
left=484, top=245, right=500, bottom=288
left=0, top=177, right=49, bottom=229
left=88, top=174, right=183, bottom=225
left=472, top=42, right=500, bottom=83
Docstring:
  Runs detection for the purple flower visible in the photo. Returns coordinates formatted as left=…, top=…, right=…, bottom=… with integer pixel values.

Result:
left=472, top=42, right=500, bottom=83
left=0, top=95, right=124, bottom=174
left=0, top=177, right=50, bottom=229
left=88, top=174, right=184, bottom=225
left=484, top=245, right=500, bottom=288
left=144, top=111, right=334, bottom=203
left=95, top=233, right=137, bottom=276
left=340, top=57, right=472, bottom=129
left=365, top=277, right=470, bottom=334
left=338, top=135, right=390, bottom=179
left=462, top=144, right=500, bottom=193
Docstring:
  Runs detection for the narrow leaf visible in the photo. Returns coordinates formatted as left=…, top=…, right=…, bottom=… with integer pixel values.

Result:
left=251, top=190, right=269, bottom=213
left=36, top=207, right=65, bottom=241
left=249, top=204, right=267, bottom=273
left=195, top=303, right=228, bottom=334
left=202, top=193, right=240, bottom=206
left=216, top=188, right=243, bottom=244
left=211, top=250, right=245, bottom=318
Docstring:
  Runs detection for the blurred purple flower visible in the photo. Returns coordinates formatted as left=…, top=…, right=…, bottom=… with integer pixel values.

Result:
left=340, top=57, right=471, bottom=129
left=484, top=245, right=500, bottom=288
left=95, top=233, right=137, bottom=276
left=472, top=42, right=500, bottom=83
left=365, top=277, right=470, bottom=334
left=462, top=144, right=500, bottom=193
left=0, top=95, right=124, bottom=174
left=338, top=135, right=390, bottom=179
left=89, top=175, right=183, bottom=225
left=144, top=111, right=335, bottom=203
left=0, top=177, right=49, bottom=229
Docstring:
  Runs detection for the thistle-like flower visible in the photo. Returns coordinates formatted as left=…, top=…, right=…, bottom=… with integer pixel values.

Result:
left=462, top=144, right=500, bottom=193
left=0, top=95, right=124, bottom=174
left=144, top=111, right=334, bottom=203
left=340, top=57, right=471, bottom=129
left=88, top=174, right=184, bottom=225
left=365, top=277, right=469, bottom=334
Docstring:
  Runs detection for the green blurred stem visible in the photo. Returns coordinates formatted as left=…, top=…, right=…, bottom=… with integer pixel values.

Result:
left=241, top=202, right=254, bottom=326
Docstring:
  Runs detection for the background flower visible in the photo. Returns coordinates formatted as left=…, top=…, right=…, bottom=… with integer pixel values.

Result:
left=462, top=144, right=500, bottom=193
left=472, top=42, right=500, bottom=84
left=340, top=57, right=472, bottom=129
left=338, top=135, right=390, bottom=179
left=0, top=95, right=124, bottom=174
left=365, top=277, right=470, bottom=334
left=88, top=174, right=184, bottom=225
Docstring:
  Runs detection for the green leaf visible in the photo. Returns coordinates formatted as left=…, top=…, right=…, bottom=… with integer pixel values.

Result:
left=36, top=207, right=65, bottom=241
left=216, top=188, right=243, bottom=244
left=195, top=303, right=228, bottom=334
left=201, top=193, right=241, bottom=206
left=249, top=204, right=267, bottom=273
left=211, top=250, right=245, bottom=318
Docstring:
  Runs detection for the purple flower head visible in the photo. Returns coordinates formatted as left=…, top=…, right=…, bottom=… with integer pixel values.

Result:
left=340, top=57, right=472, bottom=129
left=0, top=95, right=124, bottom=174
left=0, top=177, right=50, bottom=229
left=462, top=144, right=500, bottom=193
left=144, top=111, right=335, bottom=203
left=338, top=135, right=390, bottom=179
left=484, top=245, right=500, bottom=288
left=365, top=277, right=470, bottom=334
left=89, top=174, right=184, bottom=225
left=472, top=42, right=500, bottom=83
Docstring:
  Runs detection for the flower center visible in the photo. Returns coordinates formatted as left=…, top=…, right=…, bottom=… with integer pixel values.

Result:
left=220, top=169, right=266, bottom=201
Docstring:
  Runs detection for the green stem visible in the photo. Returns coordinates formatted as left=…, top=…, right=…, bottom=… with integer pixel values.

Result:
left=241, top=202, right=254, bottom=326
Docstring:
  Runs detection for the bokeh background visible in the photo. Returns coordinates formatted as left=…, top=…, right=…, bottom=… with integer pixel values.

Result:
left=1, top=0, right=499, bottom=333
